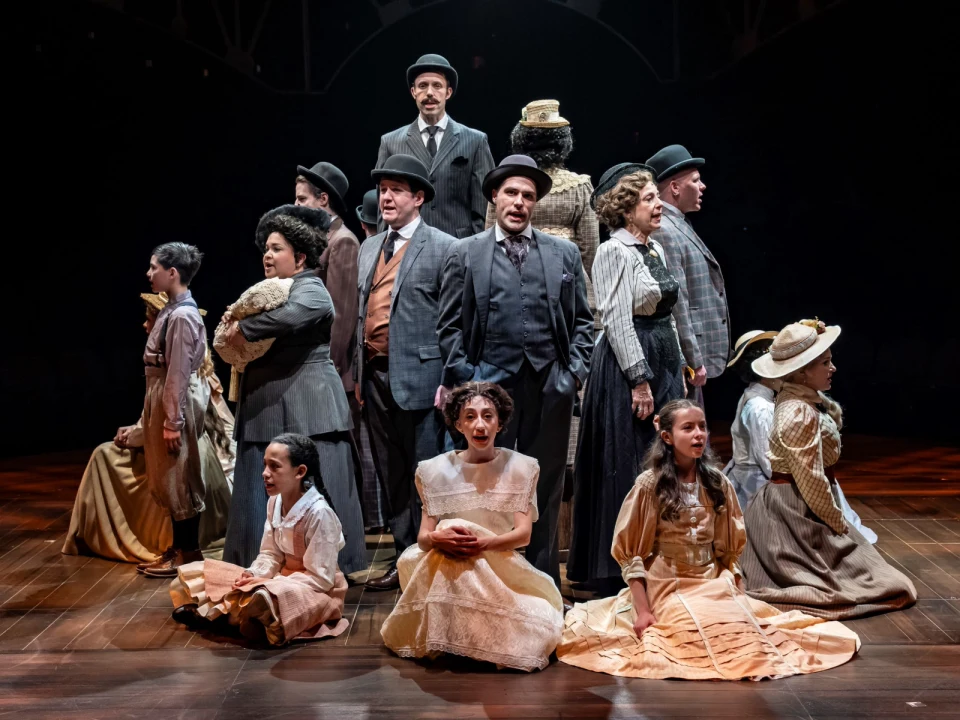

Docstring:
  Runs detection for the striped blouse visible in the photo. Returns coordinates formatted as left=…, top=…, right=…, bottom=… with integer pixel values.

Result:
left=592, top=228, right=681, bottom=385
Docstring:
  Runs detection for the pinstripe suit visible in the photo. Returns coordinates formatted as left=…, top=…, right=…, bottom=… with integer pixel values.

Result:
left=376, top=116, right=495, bottom=239
left=650, top=202, right=730, bottom=378
left=356, top=218, right=456, bottom=554
left=223, top=271, right=367, bottom=575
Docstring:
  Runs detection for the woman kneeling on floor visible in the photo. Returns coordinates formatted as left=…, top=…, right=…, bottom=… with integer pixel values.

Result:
left=380, top=382, right=564, bottom=671
left=170, top=433, right=349, bottom=645
left=558, top=399, right=860, bottom=680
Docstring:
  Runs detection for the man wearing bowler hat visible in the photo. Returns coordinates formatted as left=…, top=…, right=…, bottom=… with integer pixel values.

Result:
left=438, top=154, right=593, bottom=588
left=646, top=145, right=730, bottom=405
left=357, top=154, right=456, bottom=590
left=375, top=53, right=495, bottom=239
left=356, top=189, right=379, bottom=239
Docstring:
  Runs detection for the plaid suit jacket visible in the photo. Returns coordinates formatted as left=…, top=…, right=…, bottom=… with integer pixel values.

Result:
left=651, top=203, right=730, bottom=377
left=316, top=217, right=359, bottom=392
left=355, top=219, right=456, bottom=411
left=376, top=116, right=495, bottom=239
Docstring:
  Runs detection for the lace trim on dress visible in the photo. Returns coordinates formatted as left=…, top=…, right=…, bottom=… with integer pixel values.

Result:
left=417, top=450, right=539, bottom=518
left=546, top=167, right=592, bottom=194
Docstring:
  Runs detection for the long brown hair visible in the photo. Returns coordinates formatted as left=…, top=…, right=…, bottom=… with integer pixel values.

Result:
left=643, top=399, right=726, bottom=522
left=202, top=400, right=234, bottom=461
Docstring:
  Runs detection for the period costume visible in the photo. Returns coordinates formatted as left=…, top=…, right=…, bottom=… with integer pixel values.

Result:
left=558, top=469, right=861, bottom=679
left=438, top=155, right=594, bottom=585
left=646, top=146, right=730, bottom=390
left=740, top=323, right=916, bottom=618
left=380, top=449, right=563, bottom=671
left=224, top=206, right=366, bottom=575
left=568, top=178, right=686, bottom=588
left=172, top=487, right=349, bottom=645
left=376, top=54, right=495, bottom=238
left=358, top=155, right=456, bottom=585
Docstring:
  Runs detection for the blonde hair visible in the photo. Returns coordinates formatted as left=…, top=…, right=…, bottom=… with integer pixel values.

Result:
left=595, top=170, right=656, bottom=229
left=198, top=348, right=216, bottom=380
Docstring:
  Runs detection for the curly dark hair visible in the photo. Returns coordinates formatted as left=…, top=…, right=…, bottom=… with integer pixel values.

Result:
left=254, top=204, right=331, bottom=270
left=442, top=382, right=514, bottom=432
left=508, top=124, right=573, bottom=169
left=644, top=399, right=727, bottom=522
left=594, top=170, right=656, bottom=230
left=731, top=339, right=774, bottom=385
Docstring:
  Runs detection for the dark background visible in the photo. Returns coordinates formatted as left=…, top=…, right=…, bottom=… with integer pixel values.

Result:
left=3, top=0, right=957, bottom=458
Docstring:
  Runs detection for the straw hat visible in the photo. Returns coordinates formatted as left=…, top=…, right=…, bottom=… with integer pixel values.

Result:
left=140, top=292, right=207, bottom=316
left=751, top=320, right=841, bottom=379
left=519, top=100, right=569, bottom=128
left=727, top=329, right=778, bottom=368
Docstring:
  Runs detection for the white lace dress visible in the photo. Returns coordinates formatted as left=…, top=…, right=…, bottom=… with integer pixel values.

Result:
left=380, top=449, right=564, bottom=671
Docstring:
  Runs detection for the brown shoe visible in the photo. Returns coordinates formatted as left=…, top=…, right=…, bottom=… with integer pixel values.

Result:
left=137, top=546, right=176, bottom=573
left=364, top=565, right=400, bottom=591
left=143, top=549, right=204, bottom=578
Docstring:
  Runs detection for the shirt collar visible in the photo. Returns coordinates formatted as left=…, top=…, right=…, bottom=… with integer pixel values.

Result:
left=495, top=222, right=533, bottom=242
left=744, top=381, right=776, bottom=404
left=270, top=486, right=321, bottom=528
left=418, top=113, right=449, bottom=133
left=610, top=227, right=644, bottom=247
left=779, top=381, right=823, bottom=405
left=167, top=289, right=193, bottom=305
left=389, top=215, right=421, bottom=238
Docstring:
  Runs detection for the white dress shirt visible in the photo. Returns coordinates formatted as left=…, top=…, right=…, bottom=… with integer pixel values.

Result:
left=418, top=113, right=450, bottom=152
left=387, top=216, right=422, bottom=252
left=494, top=222, right=533, bottom=254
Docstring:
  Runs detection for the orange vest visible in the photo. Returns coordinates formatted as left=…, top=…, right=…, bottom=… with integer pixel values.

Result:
left=363, top=242, right=410, bottom=359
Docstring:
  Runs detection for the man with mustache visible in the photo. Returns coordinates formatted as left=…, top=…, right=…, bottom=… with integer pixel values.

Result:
left=438, top=155, right=593, bottom=590
left=647, top=145, right=730, bottom=406
left=357, top=154, right=456, bottom=590
left=375, top=54, right=494, bottom=239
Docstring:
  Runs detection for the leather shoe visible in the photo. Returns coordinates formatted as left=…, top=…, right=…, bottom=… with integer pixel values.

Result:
left=171, top=604, right=204, bottom=628
left=137, top=546, right=176, bottom=573
left=365, top=565, right=400, bottom=591
left=143, top=549, right=204, bottom=578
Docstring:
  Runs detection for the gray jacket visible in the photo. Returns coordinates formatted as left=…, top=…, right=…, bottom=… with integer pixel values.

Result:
left=376, top=116, right=495, bottom=239
left=356, top=219, right=456, bottom=410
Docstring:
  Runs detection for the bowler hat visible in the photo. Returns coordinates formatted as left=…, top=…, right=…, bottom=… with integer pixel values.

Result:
left=645, top=144, right=705, bottom=183
left=371, top=154, right=436, bottom=202
left=481, top=154, right=552, bottom=203
left=296, top=161, right=350, bottom=218
left=356, top=189, right=379, bottom=226
left=590, top=162, right=656, bottom=209
left=407, top=53, right=458, bottom=96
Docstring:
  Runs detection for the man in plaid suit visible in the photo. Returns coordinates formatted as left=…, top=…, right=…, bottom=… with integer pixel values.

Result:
left=647, top=145, right=730, bottom=400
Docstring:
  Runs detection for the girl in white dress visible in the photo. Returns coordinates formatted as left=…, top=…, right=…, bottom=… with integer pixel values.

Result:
left=380, top=382, right=564, bottom=671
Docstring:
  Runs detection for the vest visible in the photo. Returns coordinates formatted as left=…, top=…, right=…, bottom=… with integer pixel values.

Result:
left=364, top=242, right=410, bottom=358
left=484, top=242, right=556, bottom=373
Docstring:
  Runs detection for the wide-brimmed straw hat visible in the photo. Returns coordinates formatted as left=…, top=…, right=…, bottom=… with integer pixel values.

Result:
left=752, top=320, right=841, bottom=379
left=727, top=330, right=778, bottom=368
left=140, top=292, right=207, bottom=316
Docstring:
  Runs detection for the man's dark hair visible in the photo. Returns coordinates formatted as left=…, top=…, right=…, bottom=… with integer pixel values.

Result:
left=152, top=242, right=204, bottom=285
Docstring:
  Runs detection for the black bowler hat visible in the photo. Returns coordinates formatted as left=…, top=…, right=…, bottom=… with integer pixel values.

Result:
left=481, top=154, right=553, bottom=203
left=296, top=161, right=350, bottom=217
left=645, top=144, right=705, bottom=183
left=371, top=154, right=436, bottom=202
left=590, top=162, right=656, bottom=209
left=407, top=53, right=458, bottom=96
left=356, top=189, right=379, bottom=226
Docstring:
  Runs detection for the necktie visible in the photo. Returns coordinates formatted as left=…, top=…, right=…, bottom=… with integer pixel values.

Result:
left=504, top=235, right=528, bottom=274
left=383, top=231, right=400, bottom=264
left=425, top=125, right=440, bottom=158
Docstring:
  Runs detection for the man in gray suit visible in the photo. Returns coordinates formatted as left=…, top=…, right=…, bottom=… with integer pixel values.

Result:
left=375, top=53, right=495, bottom=239
left=438, top=155, right=593, bottom=588
left=647, top=145, right=730, bottom=402
left=357, top=154, right=455, bottom=590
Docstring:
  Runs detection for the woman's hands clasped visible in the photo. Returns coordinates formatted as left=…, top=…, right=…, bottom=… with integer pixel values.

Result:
left=429, top=526, right=489, bottom=558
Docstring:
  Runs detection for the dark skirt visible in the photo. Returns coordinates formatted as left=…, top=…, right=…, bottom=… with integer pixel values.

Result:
left=567, top=315, right=684, bottom=584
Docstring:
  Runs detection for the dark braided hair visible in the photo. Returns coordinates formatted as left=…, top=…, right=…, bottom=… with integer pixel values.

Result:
left=442, top=382, right=514, bottom=431
left=508, top=124, right=573, bottom=169
left=643, top=399, right=727, bottom=522
left=269, top=433, right=334, bottom=513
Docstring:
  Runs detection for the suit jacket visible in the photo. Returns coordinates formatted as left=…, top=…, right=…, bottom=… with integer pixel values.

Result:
left=376, top=116, right=495, bottom=239
left=356, top=219, right=456, bottom=411
left=237, top=271, right=351, bottom=443
left=438, top=227, right=594, bottom=388
left=316, top=216, right=360, bottom=392
left=651, top=203, right=730, bottom=377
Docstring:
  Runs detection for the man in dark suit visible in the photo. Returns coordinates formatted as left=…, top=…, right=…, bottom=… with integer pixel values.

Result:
left=646, top=145, right=730, bottom=405
left=375, top=53, right=495, bottom=239
left=357, top=155, right=455, bottom=590
left=438, top=155, right=594, bottom=587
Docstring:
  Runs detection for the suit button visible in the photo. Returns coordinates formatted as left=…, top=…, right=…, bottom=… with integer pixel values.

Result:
left=719, top=291, right=724, bottom=297
left=722, top=319, right=727, bottom=324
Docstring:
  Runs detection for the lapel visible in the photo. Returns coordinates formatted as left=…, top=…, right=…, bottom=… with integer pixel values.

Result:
left=664, top=206, right=718, bottom=267
left=471, top=228, right=498, bottom=330
left=534, top=231, right=562, bottom=336
left=391, top=220, right=428, bottom=313
left=430, top=116, right=461, bottom=172
left=360, top=231, right=387, bottom=300
left=404, top=119, right=433, bottom=168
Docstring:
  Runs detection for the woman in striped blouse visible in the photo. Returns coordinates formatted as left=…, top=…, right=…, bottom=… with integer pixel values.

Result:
left=567, top=165, right=686, bottom=594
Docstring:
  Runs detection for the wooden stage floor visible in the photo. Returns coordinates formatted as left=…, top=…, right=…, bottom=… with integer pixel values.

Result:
left=2, top=435, right=960, bottom=719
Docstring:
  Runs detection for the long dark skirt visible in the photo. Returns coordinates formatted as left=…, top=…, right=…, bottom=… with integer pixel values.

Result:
left=222, top=431, right=367, bottom=575
left=567, top=315, right=684, bottom=585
